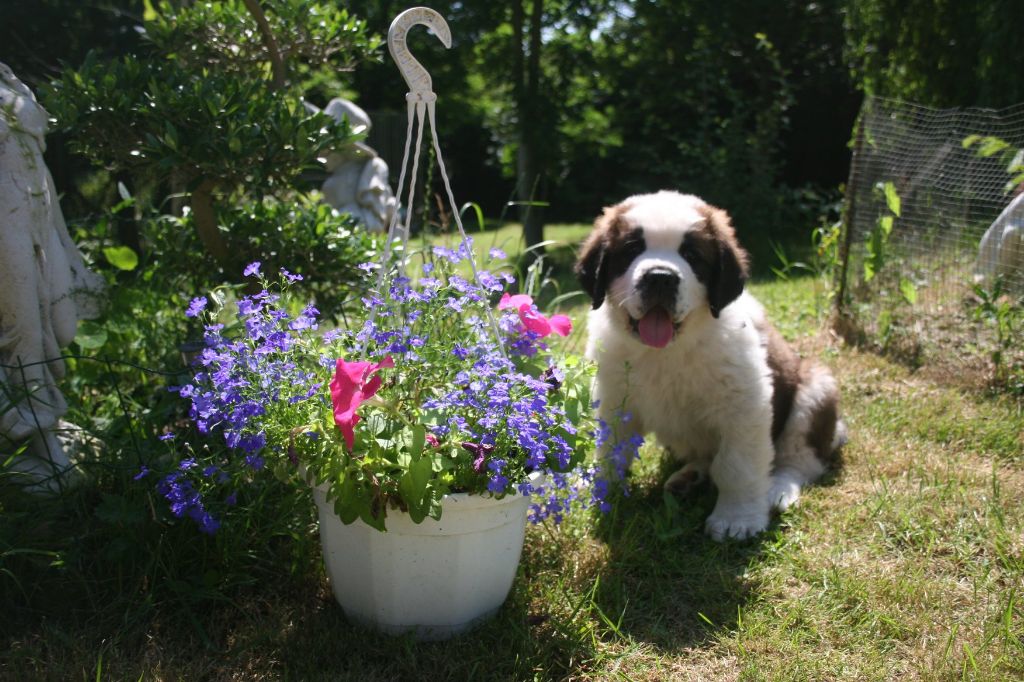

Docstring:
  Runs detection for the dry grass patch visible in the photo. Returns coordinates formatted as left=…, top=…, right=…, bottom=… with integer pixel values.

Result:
left=708, top=313, right=1024, bottom=681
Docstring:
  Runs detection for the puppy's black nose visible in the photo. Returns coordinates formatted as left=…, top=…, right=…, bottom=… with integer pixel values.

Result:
left=640, top=268, right=679, bottom=302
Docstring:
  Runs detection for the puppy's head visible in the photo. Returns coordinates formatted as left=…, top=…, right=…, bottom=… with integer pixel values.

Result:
left=575, top=191, right=749, bottom=348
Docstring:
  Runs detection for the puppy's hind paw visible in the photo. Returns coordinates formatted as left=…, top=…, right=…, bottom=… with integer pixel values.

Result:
left=664, top=465, right=707, bottom=498
left=768, top=478, right=801, bottom=512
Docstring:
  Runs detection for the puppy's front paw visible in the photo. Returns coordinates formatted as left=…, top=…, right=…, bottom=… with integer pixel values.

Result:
left=705, top=503, right=769, bottom=541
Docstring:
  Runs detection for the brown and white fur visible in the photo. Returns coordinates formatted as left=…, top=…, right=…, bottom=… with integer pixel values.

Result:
left=575, top=190, right=846, bottom=541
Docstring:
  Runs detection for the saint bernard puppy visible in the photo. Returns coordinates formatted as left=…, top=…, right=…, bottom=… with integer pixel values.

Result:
left=575, top=190, right=846, bottom=541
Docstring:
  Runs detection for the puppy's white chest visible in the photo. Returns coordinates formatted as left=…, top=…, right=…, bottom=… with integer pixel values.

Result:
left=627, top=349, right=718, bottom=442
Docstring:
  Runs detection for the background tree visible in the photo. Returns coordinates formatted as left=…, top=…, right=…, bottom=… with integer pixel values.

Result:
left=511, top=0, right=546, bottom=251
left=43, top=0, right=380, bottom=277
left=578, top=1, right=855, bottom=260
left=30, top=0, right=1024, bottom=275
left=468, top=1, right=614, bottom=253
left=845, top=0, right=1024, bottom=108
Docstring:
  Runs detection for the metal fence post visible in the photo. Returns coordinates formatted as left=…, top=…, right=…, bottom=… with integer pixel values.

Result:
left=836, top=100, right=868, bottom=318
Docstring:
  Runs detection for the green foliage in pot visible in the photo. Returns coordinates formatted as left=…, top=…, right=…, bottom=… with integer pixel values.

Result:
left=151, top=245, right=635, bottom=533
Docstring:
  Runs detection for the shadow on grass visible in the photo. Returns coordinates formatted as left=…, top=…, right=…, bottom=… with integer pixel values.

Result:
left=0, top=450, right=848, bottom=680
left=0, top=483, right=609, bottom=680
left=586, top=454, right=770, bottom=654
left=584, top=438, right=850, bottom=654
left=589, top=441, right=846, bottom=652
left=263, top=579, right=605, bottom=681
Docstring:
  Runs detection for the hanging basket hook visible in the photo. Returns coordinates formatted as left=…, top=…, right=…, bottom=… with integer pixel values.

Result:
left=388, top=7, right=452, bottom=103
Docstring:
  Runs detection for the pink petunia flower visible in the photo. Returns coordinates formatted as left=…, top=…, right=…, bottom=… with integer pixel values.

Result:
left=498, top=292, right=572, bottom=337
left=330, top=355, right=395, bottom=450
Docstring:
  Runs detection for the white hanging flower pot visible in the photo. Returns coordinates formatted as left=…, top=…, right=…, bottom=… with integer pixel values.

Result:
left=312, top=482, right=532, bottom=640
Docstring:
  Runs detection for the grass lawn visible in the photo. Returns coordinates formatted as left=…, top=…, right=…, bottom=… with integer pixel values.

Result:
left=2, top=237, right=1022, bottom=680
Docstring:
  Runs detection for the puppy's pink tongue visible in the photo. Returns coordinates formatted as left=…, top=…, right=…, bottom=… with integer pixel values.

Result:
left=637, top=308, right=674, bottom=348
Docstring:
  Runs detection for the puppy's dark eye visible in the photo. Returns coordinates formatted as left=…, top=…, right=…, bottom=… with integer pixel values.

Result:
left=681, top=245, right=702, bottom=263
left=618, top=230, right=647, bottom=262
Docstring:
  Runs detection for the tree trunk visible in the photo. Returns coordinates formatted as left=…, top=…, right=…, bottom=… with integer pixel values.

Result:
left=515, top=0, right=547, bottom=256
left=242, top=0, right=287, bottom=90
left=517, top=142, right=545, bottom=253
left=190, top=178, right=231, bottom=270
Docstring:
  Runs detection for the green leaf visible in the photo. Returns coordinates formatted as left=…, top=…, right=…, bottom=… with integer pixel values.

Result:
left=331, top=474, right=360, bottom=524
left=566, top=397, right=579, bottom=426
left=900, top=277, right=918, bottom=305
left=411, top=424, right=426, bottom=458
left=882, top=182, right=901, bottom=217
left=366, top=413, right=387, bottom=437
left=978, top=137, right=1009, bottom=158
left=398, top=454, right=433, bottom=523
left=359, top=503, right=387, bottom=531
left=877, top=309, right=892, bottom=341
left=577, top=379, right=591, bottom=414
left=864, top=229, right=883, bottom=283
left=405, top=498, right=427, bottom=524
left=863, top=259, right=876, bottom=283
left=427, top=485, right=444, bottom=520
left=459, top=202, right=486, bottom=232
left=271, top=459, right=291, bottom=484
left=103, top=245, right=139, bottom=271
left=75, top=320, right=108, bottom=350
left=879, top=215, right=894, bottom=237
left=411, top=455, right=433, bottom=497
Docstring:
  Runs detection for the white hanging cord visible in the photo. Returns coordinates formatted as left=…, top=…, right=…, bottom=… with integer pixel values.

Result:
left=360, top=7, right=507, bottom=359
left=424, top=99, right=509, bottom=356
left=363, top=97, right=423, bottom=348
left=399, top=100, right=428, bottom=258
left=367, top=97, right=417, bottom=300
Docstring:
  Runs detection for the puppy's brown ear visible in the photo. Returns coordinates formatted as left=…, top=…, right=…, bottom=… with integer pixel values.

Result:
left=704, top=206, right=750, bottom=318
left=575, top=228, right=607, bottom=309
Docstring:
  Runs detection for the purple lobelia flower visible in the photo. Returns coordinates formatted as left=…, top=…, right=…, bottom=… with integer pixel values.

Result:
left=186, top=296, right=208, bottom=318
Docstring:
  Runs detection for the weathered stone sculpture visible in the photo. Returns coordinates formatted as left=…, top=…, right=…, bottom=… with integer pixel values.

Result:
left=319, top=98, right=397, bottom=233
left=976, top=191, right=1024, bottom=288
left=0, top=62, right=104, bottom=492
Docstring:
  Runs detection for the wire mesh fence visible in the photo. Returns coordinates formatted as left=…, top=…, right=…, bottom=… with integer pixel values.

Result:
left=837, top=96, right=1024, bottom=384
left=1, top=354, right=187, bottom=493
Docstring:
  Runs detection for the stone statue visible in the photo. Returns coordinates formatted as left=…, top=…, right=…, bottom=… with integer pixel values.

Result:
left=318, top=98, right=397, bottom=233
left=975, top=190, right=1024, bottom=289
left=0, top=62, right=105, bottom=492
